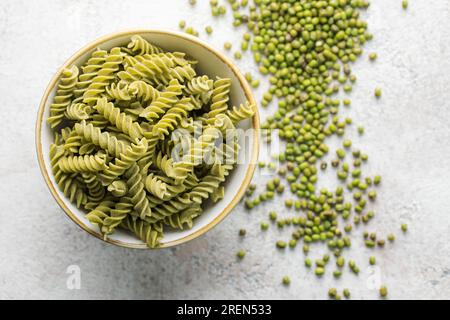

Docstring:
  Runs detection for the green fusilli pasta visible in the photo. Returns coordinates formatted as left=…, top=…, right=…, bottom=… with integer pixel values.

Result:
left=139, top=79, right=183, bottom=121
left=47, top=66, right=79, bottom=128
left=58, top=154, right=107, bottom=173
left=226, top=101, right=255, bottom=125
left=124, top=163, right=153, bottom=219
left=47, top=35, right=255, bottom=248
left=95, top=97, right=143, bottom=140
left=65, top=103, right=91, bottom=121
left=83, top=47, right=124, bottom=105
left=206, top=77, right=232, bottom=123
left=127, top=35, right=163, bottom=55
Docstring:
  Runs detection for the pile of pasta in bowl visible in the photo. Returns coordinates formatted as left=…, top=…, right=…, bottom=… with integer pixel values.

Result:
left=47, top=35, right=255, bottom=248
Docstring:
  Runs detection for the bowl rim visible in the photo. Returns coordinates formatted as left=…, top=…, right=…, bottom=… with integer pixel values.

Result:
left=35, top=29, right=260, bottom=249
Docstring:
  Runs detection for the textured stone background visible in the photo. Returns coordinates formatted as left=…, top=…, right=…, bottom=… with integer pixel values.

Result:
left=0, top=0, right=449, bottom=299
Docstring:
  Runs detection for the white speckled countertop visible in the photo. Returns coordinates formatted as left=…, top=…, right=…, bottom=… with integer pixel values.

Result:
left=0, top=0, right=449, bottom=299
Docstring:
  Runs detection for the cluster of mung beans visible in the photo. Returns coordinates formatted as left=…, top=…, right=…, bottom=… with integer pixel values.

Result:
left=182, top=0, right=410, bottom=299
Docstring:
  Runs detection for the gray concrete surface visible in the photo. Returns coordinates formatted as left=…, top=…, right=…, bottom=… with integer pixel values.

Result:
left=0, top=0, right=449, bottom=299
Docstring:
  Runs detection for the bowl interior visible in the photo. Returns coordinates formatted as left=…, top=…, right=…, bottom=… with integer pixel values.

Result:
left=37, top=31, right=258, bottom=248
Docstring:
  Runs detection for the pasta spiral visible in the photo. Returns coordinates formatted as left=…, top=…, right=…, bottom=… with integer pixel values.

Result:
left=139, top=79, right=183, bottom=121
left=206, top=77, right=232, bottom=123
left=144, top=173, right=168, bottom=200
left=178, top=126, right=221, bottom=170
left=95, top=97, right=143, bottom=140
left=47, top=66, right=79, bottom=128
left=49, top=144, right=88, bottom=208
left=63, top=130, right=83, bottom=153
left=79, top=142, right=98, bottom=155
left=226, top=101, right=256, bottom=125
left=167, top=65, right=197, bottom=84
left=102, top=198, right=134, bottom=235
left=107, top=180, right=128, bottom=197
left=143, top=52, right=193, bottom=67
left=85, top=200, right=115, bottom=237
left=118, top=54, right=175, bottom=84
left=152, top=151, right=176, bottom=179
left=74, top=121, right=128, bottom=158
left=151, top=193, right=192, bottom=220
left=127, top=35, right=163, bottom=55
left=214, top=114, right=236, bottom=135
left=211, top=186, right=225, bottom=203
left=129, top=80, right=161, bottom=103
left=120, top=216, right=162, bottom=248
left=74, top=49, right=108, bottom=98
left=58, top=154, right=107, bottom=173
left=163, top=205, right=202, bottom=230
left=82, top=173, right=106, bottom=204
left=124, top=163, right=152, bottom=219
left=184, top=75, right=213, bottom=96
left=98, top=138, right=148, bottom=186
left=88, top=113, right=109, bottom=129
left=106, top=81, right=134, bottom=101
left=188, top=163, right=232, bottom=205
left=83, top=47, right=124, bottom=105
left=65, top=103, right=91, bottom=121
left=151, top=97, right=195, bottom=139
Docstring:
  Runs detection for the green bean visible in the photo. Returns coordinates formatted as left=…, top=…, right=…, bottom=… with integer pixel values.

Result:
left=282, top=276, right=291, bottom=285
left=239, top=229, right=246, bottom=236
left=276, top=240, right=287, bottom=249
left=379, top=286, right=388, bottom=298
left=269, top=211, right=277, bottom=221
left=377, top=239, right=386, bottom=247
left=315, top=267, right=325, bottom=276
left=401, top=224, right=408, bottom=232
left=237, top=250, right=246, bottom=259
left=315, top=259, right=325, bottom=268
left=336, top=257, right=345, bottom=268
left=303, top=245, right=310, bottom=254
left=328, top=288, right=337, bottom=298
left=343, top=289, right=351, bottom=299
left=251, top=79, right=260, bottom=88
left=374, top=175, right=382, bottom=185
left=333, top=270, right=342, bottom=278
left=402, top=0, right=408, bottom=10
left=218, top=5, right=226, bottom=15
left=233, top=51, right=242, bottom=60
left=285, top=199, right=293, bottom=208
left=343, top=140, right=352, bottom=148
left=205, top=26, right=213, bottom=34
left=261, top=222, right=269, bottom=231
left=305, top=258, right=312, bottom=268
left=289, top=239, right=297, bottom=248
left=375, top=88, right=382, bottom=98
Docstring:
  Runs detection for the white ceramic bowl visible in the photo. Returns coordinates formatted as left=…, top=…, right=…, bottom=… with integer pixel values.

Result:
left=36, top=30, right=260, bottom=249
